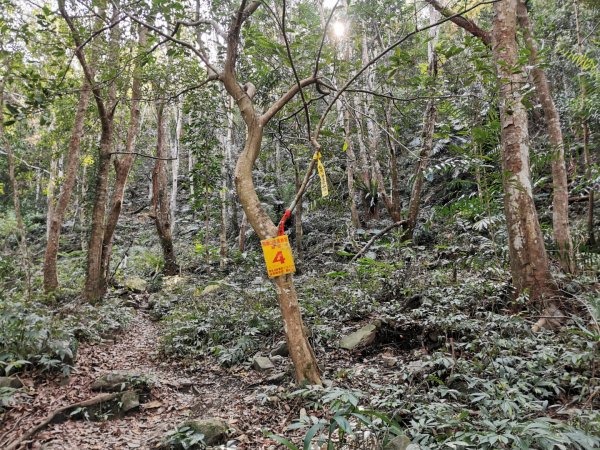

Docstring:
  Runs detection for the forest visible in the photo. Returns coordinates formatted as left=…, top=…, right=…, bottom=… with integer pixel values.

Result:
left=0, top=0, right=599, bottom=448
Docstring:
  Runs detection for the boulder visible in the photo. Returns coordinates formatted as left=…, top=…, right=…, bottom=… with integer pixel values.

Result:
left=120, top=391, right=140, bottom=413
left=201, top=284, right=220, bottom=295
left=0, top=377, right=22, bottom=389
left=91, top=371, right=150, bottom=393
left=252, top=356, right=275, bottom=371
left=124, top=277, right=147, bottom=293
left=180, top=418, right=228, bottom=446
left=339, top=322, right=380, bottom=350
left=383, top=435, right=412, bottom=450
left=270, top=341, right=289, bottom=357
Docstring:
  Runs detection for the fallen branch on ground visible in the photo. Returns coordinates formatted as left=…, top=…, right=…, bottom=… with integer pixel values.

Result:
left=351, top=220, right=407, bottom=262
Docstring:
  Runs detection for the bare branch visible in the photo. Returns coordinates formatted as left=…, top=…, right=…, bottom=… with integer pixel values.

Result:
left=314, top=0, right=340, bottom=77
left=314, top=0, right=497, bottom=140
left=120, top=8, right=220, bottom=75
left=425, top=0, right=492, bottom=47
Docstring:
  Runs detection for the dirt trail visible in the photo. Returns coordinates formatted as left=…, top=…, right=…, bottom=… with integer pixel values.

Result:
left=0, top=309, right=253, bottom=449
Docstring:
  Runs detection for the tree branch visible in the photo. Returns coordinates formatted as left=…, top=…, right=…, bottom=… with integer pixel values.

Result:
left=260, top=77, right=319, bottom=125
left=424, top=0, right=492, bottom=47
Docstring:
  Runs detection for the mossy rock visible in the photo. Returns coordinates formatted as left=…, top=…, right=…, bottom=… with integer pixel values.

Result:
left=91, top=371, right=151, bottom=393
left=180, top=418, right=228, bottom=446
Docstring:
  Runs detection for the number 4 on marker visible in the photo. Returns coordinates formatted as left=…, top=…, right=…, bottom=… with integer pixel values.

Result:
left=273, top=251, right=286, bottom=264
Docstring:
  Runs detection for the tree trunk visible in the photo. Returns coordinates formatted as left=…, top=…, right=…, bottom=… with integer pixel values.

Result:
left=239, top=212, right=248, bottom=252
left=516, top=0, right=575, bottom=273
left=233, top=122, right=321, bottom=385
left=46, top=156, right=58, bottom=241
left=344, top=107, right=361, bottom=228
left=384, top=104, right=401, bottom=222
left=43, top=80, right=91, bottom=292
left=171, top=100, right=182, bottom=234
left=84, top=129, right=114, bottom=300
left=0, top=79, right=31, bottom=297
left=153, top=103, right=179, bottom=275
left=99, top=25, right=147, bottom=288
left=407, top=6, right=440, bottom=236
left=574, top=1, right=596, bottom=248
left=492, top=0, right=555, bottom=300
left=294, top=148, right=303, bottom=260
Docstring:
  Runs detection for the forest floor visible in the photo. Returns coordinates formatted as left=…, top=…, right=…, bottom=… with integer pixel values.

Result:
left=0, top=290, right=413, bottom=450
left=1, top=209, right=599, bottom=449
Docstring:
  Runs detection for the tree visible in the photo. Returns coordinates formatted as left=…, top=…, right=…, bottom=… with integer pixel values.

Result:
left=43, top=77, right=90, bottom=292
left=59, top=0, right=121, bottom=301
left=407, top=6, right=441, bottom=237
left=426, top=0, right=560, bottom=303
left=152, top=101, right=179, bottom=275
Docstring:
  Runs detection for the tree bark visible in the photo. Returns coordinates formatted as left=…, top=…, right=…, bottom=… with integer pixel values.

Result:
left=43, top=79, right=91, bottom=292
left=0, top=78, right=31, bottom=296
left=516, top=0, right=575, bottom=273
left=171, top=98, right=183, bottom=234
left=100, top=25, right=147, bottom=287
left=492, top=0, right=555, bottom=300
left=407, top=6, right=440, bottom=236
left=574, top=1, right=596, bottom=247
left=59, top=0, right=120, bottom=301
left=153, top=103, right=179, bottom=275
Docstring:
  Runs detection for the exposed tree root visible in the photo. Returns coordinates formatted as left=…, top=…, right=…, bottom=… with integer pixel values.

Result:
left=5, top=392, right=124, bottom=450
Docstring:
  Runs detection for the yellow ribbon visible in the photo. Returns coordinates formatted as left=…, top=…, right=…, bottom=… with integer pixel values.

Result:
left=313, top=151, right=328, bottom=198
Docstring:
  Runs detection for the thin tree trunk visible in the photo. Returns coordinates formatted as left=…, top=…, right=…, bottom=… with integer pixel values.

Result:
left=153, top=103, right=179, bottom=275
left=384, top=104, right=401, bottom=222
left=407, top=6, right=440, bottom=236
left=60, top=0, right=121, bottom=302
left=516, top=0, right=575, bottom=273
left=344, top=107, right=361, bottom=228
left=219, top=97, right=230, bottom=268
left=171, top=98, right=182, bottom=234
left=0, top=79, right=31, bottom=298
left=294, top=147, right=303, bottom=260
left=575, top=1, right=595, bottom=247
left=46, top=156, right=58, bottom=240
left=238, top=212, right=248, bottom=252
left=233, top=123, right=321, bottom=385
left=100, top=26, right=147, bottom=287
left=492, top=0, right=555, bottom=301
left=43, top=80, right=91, bottom=292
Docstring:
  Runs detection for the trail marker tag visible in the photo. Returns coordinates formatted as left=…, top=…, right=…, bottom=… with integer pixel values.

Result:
left=261, top=235, right=296, bottom=278
left=313, top=151, right=329, bottom=198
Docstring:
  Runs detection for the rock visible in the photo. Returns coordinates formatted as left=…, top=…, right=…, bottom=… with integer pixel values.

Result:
left=0, top=377, right=22, bottom=389
left=180, top=418, right=228, bottom=446
left=124, top=277, right=147, bottom=293
left=406, top=445, right=421, bottom=450
left=339, top=322, right=379, bottom=350
left=120, top=391, right=140, bottom=413
left=383, top=435, right=412, bottom=450
left=252, top=356, right=275, bottom=371
left=406, top=361, right=426, bottom=377
left=266, top=372, right=287, bottom=384
left=91, top=371, right=150, bottom=393
left=382, top=356, right=397, bottom=368
left=270, top=341, right=289, bottom=357
left=201, top=284, right=221, bottom=295
left=269, top=355, right=285, bottom=364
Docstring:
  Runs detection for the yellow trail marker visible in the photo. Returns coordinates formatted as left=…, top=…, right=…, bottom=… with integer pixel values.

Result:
left=260, top=235, right=296, bottom=278
left=313, top=151, right=329, bottom=198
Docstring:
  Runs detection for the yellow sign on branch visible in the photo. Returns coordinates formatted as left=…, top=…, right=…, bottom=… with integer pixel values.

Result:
left=260, top=235, right=296, bottom=278
left=313, top=152, right=329, bottom=198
